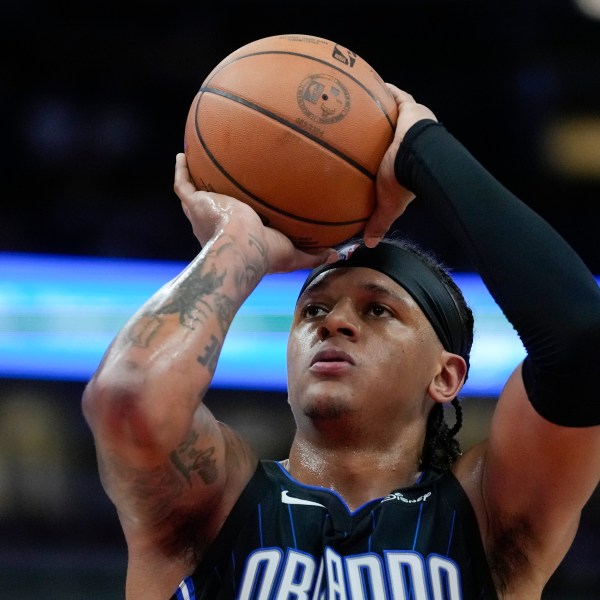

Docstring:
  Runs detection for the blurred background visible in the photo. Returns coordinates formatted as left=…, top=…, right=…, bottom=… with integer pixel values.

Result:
left=1, top=0, right=599, bottom=597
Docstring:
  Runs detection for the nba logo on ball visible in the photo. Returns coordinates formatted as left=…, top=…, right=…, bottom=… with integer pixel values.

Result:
left=184, top=34, right=398, bottom=249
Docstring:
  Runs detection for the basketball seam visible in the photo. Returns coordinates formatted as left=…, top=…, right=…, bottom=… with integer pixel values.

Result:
left=207, top=49, right=396, bottom=129
left=193, top=93, right=370, bottom=227
left=200, top=86, right=375, bottom=180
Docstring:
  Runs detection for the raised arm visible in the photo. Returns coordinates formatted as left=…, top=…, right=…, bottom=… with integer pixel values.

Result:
left=82, top=154, right=332, bottom=596
left=385, top=87, right=600, bottom=592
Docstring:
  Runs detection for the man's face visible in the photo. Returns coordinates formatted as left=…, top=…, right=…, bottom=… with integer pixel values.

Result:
left=286, top=267, right=446, bottom=435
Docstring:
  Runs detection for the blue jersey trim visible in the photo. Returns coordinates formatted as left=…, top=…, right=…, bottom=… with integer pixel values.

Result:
left=175, top=576, right=195, bottom=600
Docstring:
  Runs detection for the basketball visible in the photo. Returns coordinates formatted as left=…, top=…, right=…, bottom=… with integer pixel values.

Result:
left=184, top=34, right=398, bottom=249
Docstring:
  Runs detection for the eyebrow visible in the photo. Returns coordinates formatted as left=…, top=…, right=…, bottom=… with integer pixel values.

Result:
left=300, top=275, right=411, bottom=306
left=355, top=281, right=412, bottom=305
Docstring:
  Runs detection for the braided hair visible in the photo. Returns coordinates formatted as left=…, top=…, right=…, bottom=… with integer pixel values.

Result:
left=420, top=399, right=464, bottom=470
left=414, top=241, right=473, bottom=470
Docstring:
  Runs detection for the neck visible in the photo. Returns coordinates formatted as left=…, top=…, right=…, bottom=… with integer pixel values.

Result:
left=286, top=434, right=424, bottom=511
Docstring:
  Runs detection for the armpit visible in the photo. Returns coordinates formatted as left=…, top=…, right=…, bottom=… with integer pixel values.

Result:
left=486, top=517, right=535, bottom=595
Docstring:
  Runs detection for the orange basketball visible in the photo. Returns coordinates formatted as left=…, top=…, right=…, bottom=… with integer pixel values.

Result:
left=184, top=33, right=398, bottom=249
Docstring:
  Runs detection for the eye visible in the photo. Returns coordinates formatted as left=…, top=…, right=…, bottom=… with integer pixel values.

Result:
left=365, top=303, right=392, bottom=317
left=301, top=304, right=328, bottom=318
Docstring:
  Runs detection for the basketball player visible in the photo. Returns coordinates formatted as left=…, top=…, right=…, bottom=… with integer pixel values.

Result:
left=82, top=85, right=600, bottom=599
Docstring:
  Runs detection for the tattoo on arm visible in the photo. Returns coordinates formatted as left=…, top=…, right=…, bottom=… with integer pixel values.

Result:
left=197, top=334, right=220, bottom=374
left=217, top=233, right=267, bottom=294
left=127, top=264, right=231, bottom=348
left=129, top=317, right=163, bottom=348
left=170, top=429, right=218, bottom=486
left=241, top=233, right=267, bottom=291
left=126, top=240, right=264, bottom=358
left=213, top=293, right=235, bottom=336
left=153, top=265, right=226, bottom=330
left=247, top=233, right=266, bottom=258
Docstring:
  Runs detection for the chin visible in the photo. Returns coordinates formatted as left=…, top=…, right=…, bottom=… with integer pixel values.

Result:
left=304, top=399, right=352, bottom=421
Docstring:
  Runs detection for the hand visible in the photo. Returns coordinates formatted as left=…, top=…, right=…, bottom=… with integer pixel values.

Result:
left=363, top=85, right=438, bottom=247
left=173, top=153, right=336, bottom=273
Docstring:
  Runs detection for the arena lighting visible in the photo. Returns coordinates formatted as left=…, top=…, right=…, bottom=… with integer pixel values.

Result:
left=2, top=251, right=585, bottom=397
left=573, top=0, right=600, bottom=19
left=544, top=115, right=600, bottom=179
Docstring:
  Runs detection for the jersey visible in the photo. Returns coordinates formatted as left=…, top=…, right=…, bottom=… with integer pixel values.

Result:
left=170, top=460, right=498, bottom=600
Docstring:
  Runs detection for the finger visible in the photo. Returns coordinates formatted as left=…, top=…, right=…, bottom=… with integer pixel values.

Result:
left=174, top=153, right=197, bottom=201
left=293, top=247, right=338, bottom=270
left=363, top=187, right=413, bottom=248
left=362, top=206, right=398, bottom=248
left=385, top=83, right=415, bottom=104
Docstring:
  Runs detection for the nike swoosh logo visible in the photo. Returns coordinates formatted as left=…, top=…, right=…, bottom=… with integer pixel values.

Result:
left=281, top=490, right=326, bottom=508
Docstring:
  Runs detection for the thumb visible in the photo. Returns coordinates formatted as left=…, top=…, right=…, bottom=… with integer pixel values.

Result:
left=363, top=179, right=415, bottom=248
left=362, top=201, right=403, bottom=248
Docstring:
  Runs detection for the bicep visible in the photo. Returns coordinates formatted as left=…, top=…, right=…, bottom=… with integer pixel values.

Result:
left=93, top=403, right=218, bottom=510
left=90, top=392, right=255, bottom=537
left=483, top=362, right=600, bottom=539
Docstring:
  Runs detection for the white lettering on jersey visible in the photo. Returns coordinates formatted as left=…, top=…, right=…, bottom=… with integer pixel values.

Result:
left=381, top=491, right=432, bottom=504
left=275, top=550, right=317, bottom=600
left=346, top=553, right=387, bottom=599
left=237, top=547, right=463, bottom=599
left=428, top=554, right=462, bottom=599
left=325, top=546, right=346, bottom=599
left=386, top=551, right=428, bottom=600
left=238, top=548, right=282, bottom=600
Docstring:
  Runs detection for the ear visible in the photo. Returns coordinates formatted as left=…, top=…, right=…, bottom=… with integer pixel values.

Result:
left=428, top=352, right=467, bottom=404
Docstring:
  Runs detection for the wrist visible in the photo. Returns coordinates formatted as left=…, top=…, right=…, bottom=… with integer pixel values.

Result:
left=208, top=225, right=269, bottom=291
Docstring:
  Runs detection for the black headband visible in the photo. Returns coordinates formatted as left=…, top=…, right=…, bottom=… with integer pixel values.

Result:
left=298, top=242, right=465, bottom=358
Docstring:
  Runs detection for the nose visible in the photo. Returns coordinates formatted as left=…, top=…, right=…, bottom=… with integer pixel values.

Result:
left=317, top=299, right=359, bottom=341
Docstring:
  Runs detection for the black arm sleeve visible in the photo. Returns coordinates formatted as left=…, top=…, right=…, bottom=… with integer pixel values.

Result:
left=395, top=120, right=600, bottom=427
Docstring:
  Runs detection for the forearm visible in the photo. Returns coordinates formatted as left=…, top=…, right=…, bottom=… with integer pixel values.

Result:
left=125, top=230, right=266, bottom=385
left=84, top=226, right=269, bottom=445
left=396, top=120, right=600, bottom=425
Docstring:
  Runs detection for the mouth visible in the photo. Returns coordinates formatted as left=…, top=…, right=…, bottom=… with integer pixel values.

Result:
left=310, top=348, right=355, bottom=367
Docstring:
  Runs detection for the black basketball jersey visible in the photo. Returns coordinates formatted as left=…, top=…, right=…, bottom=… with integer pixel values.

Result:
left=171, top=460, right=498, bottom=600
